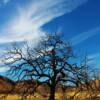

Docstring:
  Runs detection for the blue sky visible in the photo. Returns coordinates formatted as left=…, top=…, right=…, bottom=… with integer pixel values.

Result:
left=0, top=0, right=100, bottom=74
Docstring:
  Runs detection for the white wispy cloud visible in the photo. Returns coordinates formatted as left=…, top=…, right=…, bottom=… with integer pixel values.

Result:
left=88, top=53, right=100, bottom=59
left=0, top=0, right=11, bottom=4
left=70, top=26, right=100, bottom=45
left=0, top=0, right=88, bottom=72
left=88, top=53, right=100, bottom=67
left=69, top=26, right=100, bottom=68
left=0, top=0, right=88, bottom=44
left=0, top=67, right=9, bottom=72
left=3, top=0, right=10, bottom=4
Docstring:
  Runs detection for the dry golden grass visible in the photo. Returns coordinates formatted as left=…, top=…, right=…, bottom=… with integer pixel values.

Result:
left=0, top=91, right=100, bottom=100
left=0, top=93, right=48, bottom=100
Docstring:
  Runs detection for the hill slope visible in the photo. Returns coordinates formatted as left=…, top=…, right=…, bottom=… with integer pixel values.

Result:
left=0, top=75, right=15, bottom=93
left=0, top=75, right=99, bottom=94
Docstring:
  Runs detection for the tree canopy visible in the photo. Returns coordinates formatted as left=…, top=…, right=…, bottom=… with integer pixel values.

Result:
left=3, top=34, right=93, bottom=100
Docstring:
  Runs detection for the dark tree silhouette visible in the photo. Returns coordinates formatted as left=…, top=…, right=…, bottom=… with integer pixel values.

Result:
left=2, top=34, right=91, bottom=100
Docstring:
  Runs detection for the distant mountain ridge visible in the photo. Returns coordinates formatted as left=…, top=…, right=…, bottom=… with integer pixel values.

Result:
left=0, top=75, right=99, bottom=94
left=0, top=75, right=37, bottom=94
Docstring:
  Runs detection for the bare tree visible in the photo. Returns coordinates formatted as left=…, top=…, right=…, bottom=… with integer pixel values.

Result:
left=2, top=34, right=91, bottom=100
left=85, top=69, right=100, bottom=100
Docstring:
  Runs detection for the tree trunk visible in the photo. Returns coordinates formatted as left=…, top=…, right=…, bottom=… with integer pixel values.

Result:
left=48, top=86, right=55, bottom=100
